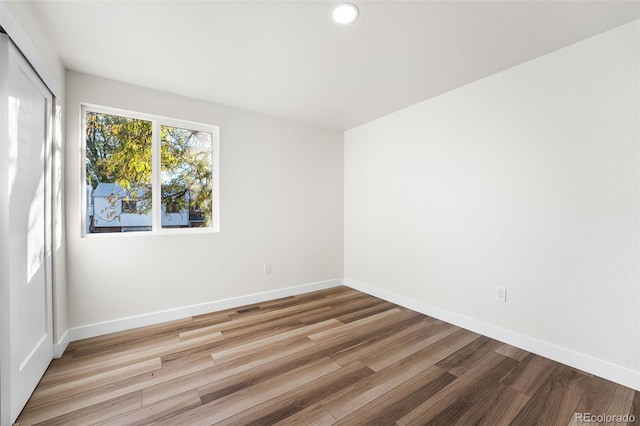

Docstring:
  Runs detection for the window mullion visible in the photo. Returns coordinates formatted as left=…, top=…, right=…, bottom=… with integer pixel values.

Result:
left=152, top=120, right=161, bottom=232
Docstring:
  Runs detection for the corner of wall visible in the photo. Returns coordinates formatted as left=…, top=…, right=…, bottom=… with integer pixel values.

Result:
left=52, top=330, right=69, bottom=359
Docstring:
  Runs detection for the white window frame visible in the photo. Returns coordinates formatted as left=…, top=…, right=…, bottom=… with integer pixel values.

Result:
left=81, top=103, right=220, bottom=236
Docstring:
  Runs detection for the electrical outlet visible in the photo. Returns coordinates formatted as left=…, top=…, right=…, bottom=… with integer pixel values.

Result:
left=495, top=286, right=507, bottom=303
left=264, top=263, right=271, bottom=274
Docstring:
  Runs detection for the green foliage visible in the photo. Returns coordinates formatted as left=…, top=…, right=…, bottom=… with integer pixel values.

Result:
left=161, top=126, right=213, bottom=224
left=86, top=112, right=152, bottom=190
left=86, top=112, right=213, bottom=226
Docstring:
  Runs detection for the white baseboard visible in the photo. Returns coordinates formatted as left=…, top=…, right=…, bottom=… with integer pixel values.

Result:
left=63, top=276, right=640, bottom=391
left=53, top=329, right=69, bottom=359
left=68, top=278, right=343, bottom=342
left=344, top=278, right=640, bottom=392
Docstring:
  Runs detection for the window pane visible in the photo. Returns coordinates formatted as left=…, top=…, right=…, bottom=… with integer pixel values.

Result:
left=85, top=111, right=152, bottom=234
left=160, top=126, right=213, bottom=229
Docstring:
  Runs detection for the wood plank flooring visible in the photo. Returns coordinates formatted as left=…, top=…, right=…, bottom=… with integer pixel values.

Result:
left=16, top=286, right=639, bottom=425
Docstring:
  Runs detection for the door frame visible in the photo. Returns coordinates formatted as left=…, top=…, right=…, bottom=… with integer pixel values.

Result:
left=0, top=4, right=63, bottom=424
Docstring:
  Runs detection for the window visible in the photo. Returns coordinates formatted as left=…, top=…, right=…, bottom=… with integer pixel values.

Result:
left=121, top=200, right=137, bottom=213
left=165, top=201, right=182, bottom=214
left=83, top=105, right=219, bottom=235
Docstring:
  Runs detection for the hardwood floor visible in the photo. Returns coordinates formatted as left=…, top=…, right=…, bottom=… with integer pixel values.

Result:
left=16, top=286, right=639, bottom=425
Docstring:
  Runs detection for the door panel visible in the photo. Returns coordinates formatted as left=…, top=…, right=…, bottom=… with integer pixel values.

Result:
left=1, top=34, right=53, bottom=424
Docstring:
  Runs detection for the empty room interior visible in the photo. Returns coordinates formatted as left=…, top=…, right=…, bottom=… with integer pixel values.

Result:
left=1, top=0, right=640, bottom=424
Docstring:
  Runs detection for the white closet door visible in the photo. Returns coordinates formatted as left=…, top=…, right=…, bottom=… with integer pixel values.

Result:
left=0, top=34, right=53, bottom=423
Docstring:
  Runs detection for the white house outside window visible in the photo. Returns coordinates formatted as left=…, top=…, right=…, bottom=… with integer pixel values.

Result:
left=82, top=105, right=219, bottom=235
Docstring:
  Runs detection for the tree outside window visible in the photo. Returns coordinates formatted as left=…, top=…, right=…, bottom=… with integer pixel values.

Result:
left=84, top=109, right=217, bottom=234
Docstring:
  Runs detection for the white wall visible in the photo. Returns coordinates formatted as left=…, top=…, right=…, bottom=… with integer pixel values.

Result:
left=66, top=72, right=344, bottom=330
left=345, top=19, right=640, bottom=381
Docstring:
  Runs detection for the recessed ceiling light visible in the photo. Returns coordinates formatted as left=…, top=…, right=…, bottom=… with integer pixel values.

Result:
left=332, top=3, right=359, bottom=24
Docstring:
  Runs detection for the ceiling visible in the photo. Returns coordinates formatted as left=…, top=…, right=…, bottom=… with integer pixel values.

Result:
left=31, top=1, right=640, bottom=130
